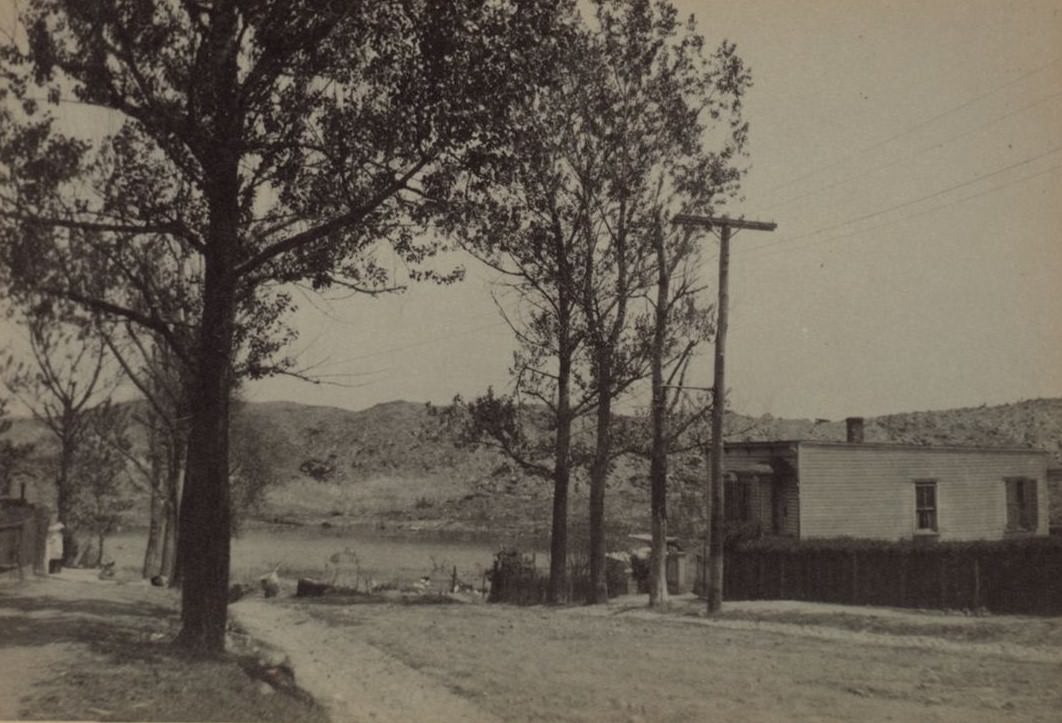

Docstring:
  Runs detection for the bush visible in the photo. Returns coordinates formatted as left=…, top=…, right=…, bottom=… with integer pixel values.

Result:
left=488, top=549, right=547, bottom=605
left=605, top=556, right=631, bottom=597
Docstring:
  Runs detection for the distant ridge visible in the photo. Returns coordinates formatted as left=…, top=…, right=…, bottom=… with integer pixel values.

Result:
left=6, top=396, right=1060, bottom=532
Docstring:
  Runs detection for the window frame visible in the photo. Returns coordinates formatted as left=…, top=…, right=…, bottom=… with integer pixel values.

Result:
left=1004, top=477, right=1039, bottom=533
left=913, top=479, right=938, bottom=534
left=724, top=473, right=753, bottom=524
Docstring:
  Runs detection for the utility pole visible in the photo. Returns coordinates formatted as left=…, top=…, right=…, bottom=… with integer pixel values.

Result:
left=672, top=214, right=776, bottom=613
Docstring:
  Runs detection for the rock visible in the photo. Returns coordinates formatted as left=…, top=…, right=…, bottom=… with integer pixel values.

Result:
left=296, top=577, right=334, bottom=597
left=257, top=681, right=275, bottom=696
left=260, top=570, right=281, bottom=598
left=229, top=583, right=249, bottom=602
left=259, top=650, right=291, bottom=669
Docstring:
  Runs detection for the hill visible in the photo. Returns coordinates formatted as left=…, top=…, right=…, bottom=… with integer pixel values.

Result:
left=729, top=398, right=1062, bottom=461
left=5, top=397, right=1061, bottom=537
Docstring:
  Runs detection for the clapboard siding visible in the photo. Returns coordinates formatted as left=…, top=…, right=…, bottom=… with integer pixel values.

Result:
left=796, top=444, right=1049, bottom=541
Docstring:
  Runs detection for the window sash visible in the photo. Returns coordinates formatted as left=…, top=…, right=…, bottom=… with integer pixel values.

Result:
left=1006, top=478, right=1038, bottom=531
left=914, top=481, right=937, bottom=532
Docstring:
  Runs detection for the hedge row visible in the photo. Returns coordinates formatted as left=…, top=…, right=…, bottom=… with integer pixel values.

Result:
left=724, top=537, right=1062, bottom=615
left=488, top=549, right=630, bottom=605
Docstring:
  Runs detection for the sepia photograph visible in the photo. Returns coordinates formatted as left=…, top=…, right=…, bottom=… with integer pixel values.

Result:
left=0, top=1, right=1060, bottom=721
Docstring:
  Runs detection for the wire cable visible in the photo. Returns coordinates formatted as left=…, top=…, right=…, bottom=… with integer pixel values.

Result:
left=763, top=56, right=1062, bottom=196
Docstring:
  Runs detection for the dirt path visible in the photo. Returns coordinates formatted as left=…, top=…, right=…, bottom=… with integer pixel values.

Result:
left=231, top=598, right=500, bottom=723
left=237, top=592, right=1062, bottom=722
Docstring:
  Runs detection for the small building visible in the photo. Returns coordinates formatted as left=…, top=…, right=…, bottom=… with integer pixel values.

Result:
left=722, top=418, right=1049, bottom=542
left=0, top=499, right=48, bottom=578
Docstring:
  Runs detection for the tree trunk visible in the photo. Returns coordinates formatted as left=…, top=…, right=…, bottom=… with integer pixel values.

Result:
left=173, top=4, right=241, bottom=654
left=174, top=257, right=236, bottom=653
left=57, top=429, right=78, bottom=565
left=587, top=350, right=611, bottom=604
left=548, top=282, right=574, bottom=604
left=648, top=222, right=670, bottom=607
left=142, top=493, right=163, bottom=576
left=141, top=428, right=165, bottom=577
left=163, top=431, right=184, bottom=584
left=548, top=349, right=573, bottom=604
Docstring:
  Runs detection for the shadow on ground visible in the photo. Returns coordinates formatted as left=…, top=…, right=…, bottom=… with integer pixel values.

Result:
left=0, top=585, right=176, bottom=666
left=0, top=580, right=329, bottom=722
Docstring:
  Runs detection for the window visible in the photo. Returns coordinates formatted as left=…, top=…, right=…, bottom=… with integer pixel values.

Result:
left=914, top=480, right=937, bottom=533
left=1005, top=477, right=1039, bottom=532
left=724, top=476, right=752, bottom=523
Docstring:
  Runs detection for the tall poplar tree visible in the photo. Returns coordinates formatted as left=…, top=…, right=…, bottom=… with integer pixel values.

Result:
left=0, top=0, right=567, bottom=653
left=576, top=0, right=750, bottom=602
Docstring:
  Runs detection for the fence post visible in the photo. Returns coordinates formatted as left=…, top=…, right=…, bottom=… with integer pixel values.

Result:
left=850, top=550, right=858, bottom=605
left=939, top=554, right=947, bottom=609
left=898, top=551, right=907, bottom=607
left=779, top=554, right=786, bottom=599
left=757, top=552, right=764, bottom=599
left=972, top=556, right=981, bottom=611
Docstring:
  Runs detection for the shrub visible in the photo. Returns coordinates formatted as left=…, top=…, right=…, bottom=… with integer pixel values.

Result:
left=488, top=548, right=634, bottom=604
left=488, top=549, right=546, bottom=605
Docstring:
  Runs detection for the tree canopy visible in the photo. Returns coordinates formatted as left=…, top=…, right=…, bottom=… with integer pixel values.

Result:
left=0, top=0, right=573, bottom=653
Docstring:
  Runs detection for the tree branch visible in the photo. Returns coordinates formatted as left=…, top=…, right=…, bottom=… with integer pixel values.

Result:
left=235, top=157, right=430, bottom=277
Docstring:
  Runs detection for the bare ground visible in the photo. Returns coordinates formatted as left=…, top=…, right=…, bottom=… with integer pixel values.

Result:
left=0, top=570, right=326, bottom=722
left=3, top=570, right=1062, bottom=722
left=232, top=590, right=1062, bottom=723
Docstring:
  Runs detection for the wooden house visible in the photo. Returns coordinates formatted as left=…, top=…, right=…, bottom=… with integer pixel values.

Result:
left=723, top=418, right=1049, bottom=542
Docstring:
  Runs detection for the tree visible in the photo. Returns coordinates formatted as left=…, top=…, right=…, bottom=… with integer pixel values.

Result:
left=102, top=330, right=188, bottom=581
left=438, top=0, right=750, bottom=604
left=573, top=0, right=750, bottom=602
left=0, top=0, right=569, bottom=653
left=3, top=318, right=117, bottom=563
left=0, top=396, right=35, bottom=498
left=71, top=400, right=134, bottom=567
left=229, top=400, right=281, bottom=533
left=434, top=6, right=597, bottom=602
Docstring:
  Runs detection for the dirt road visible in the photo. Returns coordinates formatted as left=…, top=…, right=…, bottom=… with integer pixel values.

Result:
left=232, top=598, right=499, bottom=723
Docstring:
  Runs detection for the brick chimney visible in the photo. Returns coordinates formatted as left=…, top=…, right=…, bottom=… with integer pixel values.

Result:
left=845, top=417, right=865, bottom=444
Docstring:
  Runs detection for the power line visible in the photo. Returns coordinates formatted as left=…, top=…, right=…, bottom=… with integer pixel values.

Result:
left=763, top=85, right=1062, bottom=214
left=742, top=142, right=1062, bottom=257
left=764, top=56, right=1062, bottom=196
left=745, top=160, right=1062, bottom=262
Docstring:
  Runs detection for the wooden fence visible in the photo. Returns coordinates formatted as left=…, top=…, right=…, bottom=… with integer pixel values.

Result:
left=724, top=540, right=1062, bottom=615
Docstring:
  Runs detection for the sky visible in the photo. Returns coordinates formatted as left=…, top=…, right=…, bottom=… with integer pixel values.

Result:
left=2, top=0, right=1061, bottom=421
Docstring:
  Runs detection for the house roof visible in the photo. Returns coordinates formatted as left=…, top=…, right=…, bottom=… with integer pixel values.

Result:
left=724, top=440, right=1049, bottom=456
